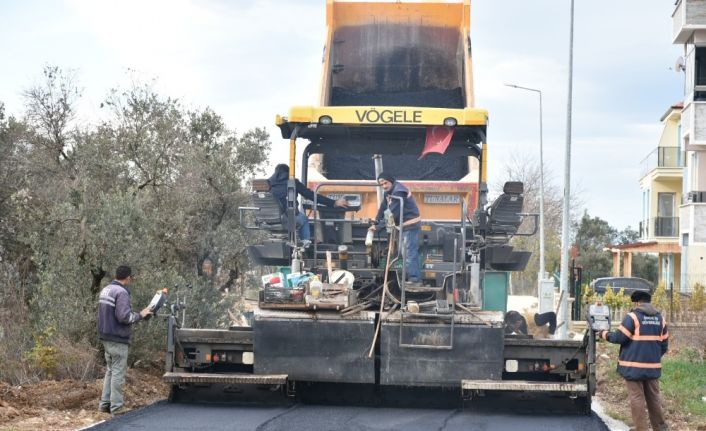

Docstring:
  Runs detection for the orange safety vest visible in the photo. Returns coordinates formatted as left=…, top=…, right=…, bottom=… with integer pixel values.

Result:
left=603, top=308, right=668, bottom=380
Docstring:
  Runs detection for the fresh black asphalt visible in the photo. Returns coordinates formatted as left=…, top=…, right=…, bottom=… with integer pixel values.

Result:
left=87, top=400, right=610, bottom=431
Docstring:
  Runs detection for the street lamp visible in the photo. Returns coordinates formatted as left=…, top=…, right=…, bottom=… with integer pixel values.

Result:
left=558, top=0, right=576, bottom=340
left=504, top=83, right=546, bottom=283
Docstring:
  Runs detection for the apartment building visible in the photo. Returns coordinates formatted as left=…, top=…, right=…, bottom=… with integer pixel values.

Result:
left=637, top=104, right=684, bottom=291
left=673, top=0, right=706, bottom=291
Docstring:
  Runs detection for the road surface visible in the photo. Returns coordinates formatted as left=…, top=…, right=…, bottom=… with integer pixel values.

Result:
left=87, top=391, right=611, bottom=431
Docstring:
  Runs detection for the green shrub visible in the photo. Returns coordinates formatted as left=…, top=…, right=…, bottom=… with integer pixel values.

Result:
left=582, top=283, right=597, bottom=305
left=25, top=327, right=59, bottom=379
left=615, top=287, right=632, bottom=310
left=604, top=286, right=621, bottom=309
left=653, top=281, right=668, bottom=312
left=0, top=264, right=35, bottom=384
left=689, top=282, right=705, bottom=312
left=670, top=290, right=681, bottom=314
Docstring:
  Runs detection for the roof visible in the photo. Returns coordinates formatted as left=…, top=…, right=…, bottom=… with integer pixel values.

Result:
left=605, top=241, right=681, bottom=254
left=660, top=101, right=684, bottom=122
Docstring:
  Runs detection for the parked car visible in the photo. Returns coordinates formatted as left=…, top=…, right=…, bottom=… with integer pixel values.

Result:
left=589, top=277, right=655, bottom=295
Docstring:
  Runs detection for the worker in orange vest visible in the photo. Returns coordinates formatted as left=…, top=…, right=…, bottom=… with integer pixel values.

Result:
left=598, top=290, right=669, bottom=431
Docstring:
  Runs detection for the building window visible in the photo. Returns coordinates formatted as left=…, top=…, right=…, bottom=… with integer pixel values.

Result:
left=656, top=192, right=677, bottom=237
left=658, top=192, right=675, bottom=217
left=696, top=47, right=706, bottom=101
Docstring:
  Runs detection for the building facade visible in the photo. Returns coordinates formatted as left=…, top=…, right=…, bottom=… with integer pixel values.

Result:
left=637, top=104, right=684, bottom=291
left=673, top=0, right=706, bottom=292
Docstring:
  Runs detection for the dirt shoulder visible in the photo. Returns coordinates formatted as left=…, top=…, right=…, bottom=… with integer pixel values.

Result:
left=0, top=367, right=169, bottom=431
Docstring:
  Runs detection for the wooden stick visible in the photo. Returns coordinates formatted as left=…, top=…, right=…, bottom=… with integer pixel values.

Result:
left=326, top=251, right=333, bottom=282
left=456, top=303, right=492, bottom=326
left=368, top=229, right=396, bottom=358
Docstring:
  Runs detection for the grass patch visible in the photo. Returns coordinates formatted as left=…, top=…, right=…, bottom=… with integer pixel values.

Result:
left=597, top=343, right=706, bottom=430
left=660, top=348, right=706, bottom=420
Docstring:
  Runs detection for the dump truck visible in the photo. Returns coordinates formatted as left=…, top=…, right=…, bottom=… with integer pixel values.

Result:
left=163, top=0, right=598, bottom=414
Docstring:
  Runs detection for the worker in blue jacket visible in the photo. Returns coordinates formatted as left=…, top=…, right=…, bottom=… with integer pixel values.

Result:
left=97, top=265, right=152, bottom=415
left=268, top=164, right=348, bottom=243
left=369, top=172, right=422, bottom=287
left=598, top=290, right=669, bottom=431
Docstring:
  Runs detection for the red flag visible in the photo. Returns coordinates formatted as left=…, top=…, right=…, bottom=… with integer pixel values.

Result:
left=419, top=126, right=454, bottom=160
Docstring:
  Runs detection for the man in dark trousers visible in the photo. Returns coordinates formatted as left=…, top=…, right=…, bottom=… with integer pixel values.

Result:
left=598, top=291, right=669, bottom=431
left=97, top=265, right=152, bottom=415
left=267, top=164, right=348, bottom=243
left=369, top=172, right=422, bottom=286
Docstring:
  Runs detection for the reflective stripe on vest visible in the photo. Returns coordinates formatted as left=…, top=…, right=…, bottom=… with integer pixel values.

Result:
left=628, top=312, right=640, bottom=336
left=627, top=311, right=667, bottom=341
left=618, top=360, right=662, bottom=369
left=618, top=325, right=633, bottom=339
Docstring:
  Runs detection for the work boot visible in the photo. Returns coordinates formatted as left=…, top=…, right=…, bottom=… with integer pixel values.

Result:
left=111, top=406, right=128, bottom=417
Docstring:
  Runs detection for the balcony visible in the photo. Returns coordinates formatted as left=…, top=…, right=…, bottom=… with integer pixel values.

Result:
left=673, top=0, right=706, bottom=44
left=639, top=147, right=683, bottom=178
left=654, top=217, right=679, bottom=237
left=640, top=217, right=679, bottom=238
left=641, top=217, right=680, bottom=238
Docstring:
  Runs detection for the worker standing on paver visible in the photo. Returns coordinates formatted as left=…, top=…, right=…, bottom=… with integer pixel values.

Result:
left=369, top=172, right=422, bottom=287
left=598, top=291, right=669, bottom=431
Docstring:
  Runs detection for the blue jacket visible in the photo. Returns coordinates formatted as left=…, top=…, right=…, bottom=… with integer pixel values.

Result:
left=267, top=166, right=336, bottom=214
left=375, top=181, right=421, bottom=230
left=98, top=281, right=142, bottom=344
left=604, top=303, right=669, bottom=380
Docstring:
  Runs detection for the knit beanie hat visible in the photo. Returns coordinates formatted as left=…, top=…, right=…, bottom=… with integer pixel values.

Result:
left=377, top=172, right=395, bottom=183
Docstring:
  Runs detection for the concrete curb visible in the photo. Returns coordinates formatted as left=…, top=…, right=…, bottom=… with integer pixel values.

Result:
left=593, top=397, right=630, bottom=431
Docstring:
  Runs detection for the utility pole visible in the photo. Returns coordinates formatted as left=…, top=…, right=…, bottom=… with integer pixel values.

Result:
left=558, top=0, right=575, bottom=340
left=504, top=84, right=546, bottom=281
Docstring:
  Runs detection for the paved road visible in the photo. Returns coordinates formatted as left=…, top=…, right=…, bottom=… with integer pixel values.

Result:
left=87, top=398, right=610, bottom=431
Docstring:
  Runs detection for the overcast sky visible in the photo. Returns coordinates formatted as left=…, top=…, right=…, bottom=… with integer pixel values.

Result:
left=0, top=0, right=683, bottom=230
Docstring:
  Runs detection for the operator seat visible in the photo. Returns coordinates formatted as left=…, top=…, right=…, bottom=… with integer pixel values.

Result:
left=250, top=179, right=287, bottom=233
left=246, top=179, right=290, bottom=266
left=487, top=181, right=524, bottom=236
left=485, top=181, right=531, bottom=271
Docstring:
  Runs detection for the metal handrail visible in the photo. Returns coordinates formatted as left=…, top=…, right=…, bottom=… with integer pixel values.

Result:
left=639, top=146, right=683, bottom=177
left=398, top=197, right=471, bottom=349
left=514, top=213, right=540, bottom=236
left=238, top=206, right=261, bottom=230
left=398, top=235, right=457, bottom=350
left=652, top=216, right=679, bottom=237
